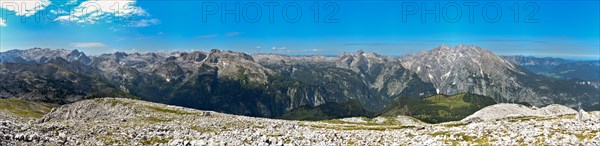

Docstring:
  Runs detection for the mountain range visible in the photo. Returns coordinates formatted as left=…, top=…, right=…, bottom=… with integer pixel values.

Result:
left=502, top=55, right=600, bottom=81
left=0, top=45, right=598, bottom=120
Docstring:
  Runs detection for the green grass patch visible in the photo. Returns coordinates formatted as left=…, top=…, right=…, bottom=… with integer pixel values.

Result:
left=551, top=128, right=599, bottom=140
left=95, top=98, right=132, bottom=106
left=96, top=136, right=118, bottom=145
left=0, top=98, right=57, bottom=119
left=431, top=131, right=451, bottom=137
left=381, top=93, right=496, bottom=123
left=190, top=126, right=216, bottom=133
left=321, top=117, right=403, bottom=126
left=321, top=119, right=362, bottom=125
left=141, top=137, right=170, bottom=145
left=454, top=132, right=490, bottom=144
left=309, top=124, right=414, bottom=131
left=278, top=99, right=374, bottom=121
left=506, top=116, right=539, bottom=122
left=441, top=122, right=468, bottom=127
left=265, top=133, right=283, bottom=137
left=340, top=125, right=415, bottom=131
left=145, top=117, right=171, bottom=123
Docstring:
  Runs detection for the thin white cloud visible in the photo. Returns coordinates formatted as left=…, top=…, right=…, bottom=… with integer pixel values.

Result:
left=226, top=32, right=243, bottom=37
left=197, top=34, right=218, bottom=39
left=303, top=49, right=322, bottom=53
left=0, top=0, right=51, bottom=16
left=128, top=18, right=159, bottom=27
left=0, top=18, right=6, bottom=27
left=272, top=47, right=286, bottom=50
left=55, top=0, right=148, bottom=24
left=115, top=37, right=127, bottom=42
left=70, top=42, right=107, bottom=48
left=108, top=26, right=119, bottom=31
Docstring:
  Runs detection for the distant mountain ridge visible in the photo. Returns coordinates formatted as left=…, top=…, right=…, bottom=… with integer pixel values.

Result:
left=502, top=55, right=600, bottom=81
left=0, top=48, right=436, bottom=117
left=0, top=45, right=598, bottom=118
left=0, top=48, right=91, bottom=65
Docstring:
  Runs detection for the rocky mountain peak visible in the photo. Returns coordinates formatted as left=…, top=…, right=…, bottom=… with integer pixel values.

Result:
left=400, top=45, right=543, bottom=104
left=398, top=45, right=599, bottom=110
left=113, top=52, right=129, bottom=59
left=179, top=51, right=207, bottom=62
left=204, top=49, right=255, bottom=63
left=214, top=50, right=254, bottom=61
left=0, top=48, right=91, bottom=65
left=338, top=50, right=390, bottom=68
left=356, top=49, right=365, bottom=55
left=402, top=44, right=520, bottom=74
left=429, top=44, right=494, bottom=61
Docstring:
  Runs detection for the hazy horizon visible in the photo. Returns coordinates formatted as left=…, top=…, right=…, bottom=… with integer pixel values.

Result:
left=2, top=44, right=599, bottom=61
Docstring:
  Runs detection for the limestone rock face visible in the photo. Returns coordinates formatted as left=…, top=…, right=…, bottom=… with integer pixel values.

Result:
left=401, top=45, right=538, bottom=104
left=255, top=51, right=436, bottom=111
left=40, top=99, right=137, bottom=123
left=576, top=109, right=591, bottom=122
left=462, top=103, right=577, bottom=122
left=400, top=45, right=599, bottom=108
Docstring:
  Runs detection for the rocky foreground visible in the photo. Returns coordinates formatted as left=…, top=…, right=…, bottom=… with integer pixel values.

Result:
left=1, top=98, right=599, bottom=145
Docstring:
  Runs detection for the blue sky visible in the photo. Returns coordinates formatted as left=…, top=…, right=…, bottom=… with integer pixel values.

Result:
left=0, top=0, right=599, bottom=59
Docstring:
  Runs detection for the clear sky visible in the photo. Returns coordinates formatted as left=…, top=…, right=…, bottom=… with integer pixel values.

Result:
left=0, top=0, right=599, bottom=59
